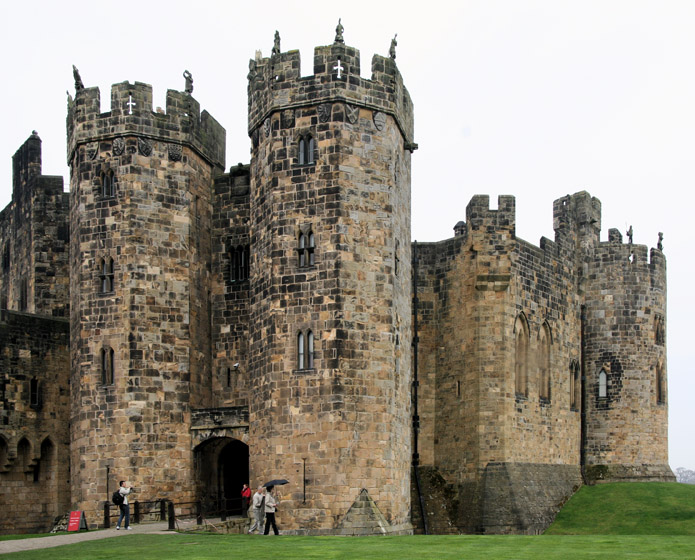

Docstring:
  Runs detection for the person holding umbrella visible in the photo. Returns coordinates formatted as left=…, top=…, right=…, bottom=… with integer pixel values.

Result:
left=262, top=479, right=287, bottom=535
left=263, top=485, right=279, bottom=535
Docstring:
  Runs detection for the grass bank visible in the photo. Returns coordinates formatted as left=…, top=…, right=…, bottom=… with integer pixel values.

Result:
left=546, top=482, right=695, bottom=535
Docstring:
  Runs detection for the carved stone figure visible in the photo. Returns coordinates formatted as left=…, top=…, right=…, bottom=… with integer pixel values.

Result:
left=389, top=34, right=398, bottom=60
left=658, top=232, right=663, bottom=251
left=73, top=65, right=84, bottom=91
left=627, top=225, right=633, bottom=244
left=346, top=104, right=359, bottom=124
left=281, top=109, right=295, bottom=128
left=183, top=70, right=194, bottom=94
left=272, top=31, right=281, bottom=56
left=335, top=18, right=344, bottom=44
left=373, top=111, right=386, bottom=131
left=113, top=138, right=125, bottom=156
left=318, top=103, right=332, bottom=123
left=168, top=143, right=183, bottom=162
left=138, top=137, right=152, bottom=156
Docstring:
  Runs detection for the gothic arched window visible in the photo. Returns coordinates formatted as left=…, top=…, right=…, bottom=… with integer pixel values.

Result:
left=100, top=257, right=114, bottom=293
left=514, top=314, right=529, bottom=397
left=30, top=377, right=40, bottom=408
left=101, top=170, right=115, bottom=198
left=598, top=368, right=608, bottom=399
left=297, top=330, right=315, bottom=370
left=539, top=322, right=551, bottom=402
left=101, top=346, right=115, bottom=385
left=299, top=135, right=316, bottom=165
left=298, top=231, right=315, bottom=267
left=230, top=245, right=250, bottom=282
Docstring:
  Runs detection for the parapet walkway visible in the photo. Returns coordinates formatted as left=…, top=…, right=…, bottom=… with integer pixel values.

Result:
left=0, top=521, right=172, bottom=555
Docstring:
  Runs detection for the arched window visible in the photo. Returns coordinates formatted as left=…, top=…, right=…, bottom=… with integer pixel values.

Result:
left=298, top=332, right=305, bottom=369
left=307, top=330, right=314, bottom=369
left=539, top=323, right=551, bottom=402
left=514, top=314, right=529, bottom=397
left=299, top=135, right=316, bottom=165
left=100, top=257, right=114, bottom=292
left=298, top=231, right=315, bottom=267
left=230, top=245, right=250, bottom=282
left=656, top=361, right=666, bottom=404
left=101, top=346, right=115, bottom=385
left=30, top=377, right=40, bottom=408
left=101, top=170, right=115, bottom=198
left=598, top=368, right=607, bottom=399
left=297, top=330, right=315, bottom=370
left=19, top=278, right=28, bottom=311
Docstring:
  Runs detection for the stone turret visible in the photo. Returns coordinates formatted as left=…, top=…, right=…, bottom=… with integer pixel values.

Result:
left=67, top=75, right=225, bottom=522
left=246, top=30, right=414, bottom=534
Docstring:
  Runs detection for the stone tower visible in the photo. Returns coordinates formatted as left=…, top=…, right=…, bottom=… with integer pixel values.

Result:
left=67, top=77, right=225, bottom=521
left=245, top=33, right=416, bottom=534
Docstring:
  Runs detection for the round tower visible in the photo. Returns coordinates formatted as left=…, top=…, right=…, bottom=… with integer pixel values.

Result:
left=247, top=30, right=415, bottom=534
left=582, top=235, right=673, bottom=482
left=67, top=75, right=225, bottom=522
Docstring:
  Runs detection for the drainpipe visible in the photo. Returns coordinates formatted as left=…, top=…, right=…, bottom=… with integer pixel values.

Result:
left=411, top=241, right=428, bottom=534
left=580, top=304, right=587, bottom=483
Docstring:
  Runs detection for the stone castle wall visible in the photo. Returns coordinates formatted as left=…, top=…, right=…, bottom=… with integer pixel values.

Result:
left=0, top=134, right=69, bottom=317
left=211, top=165, right=251, bottom=409
left=0, top=311, right=70, bottom=535
left=414, top=191, right=668, bottom=533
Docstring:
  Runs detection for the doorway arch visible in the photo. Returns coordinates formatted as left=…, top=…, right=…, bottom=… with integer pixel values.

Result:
left=194, top=437, right=249, bottom=516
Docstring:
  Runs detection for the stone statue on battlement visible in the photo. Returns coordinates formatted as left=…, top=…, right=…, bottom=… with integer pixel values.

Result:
left=73, top=65, right=84, bottom=91
left=183, top=70, right=194, bottom=94
left=272, top=31, right=281, bottom=56
left=389, top=34, right=398, bottom=59
left=335, top=19, right=344, bottom=44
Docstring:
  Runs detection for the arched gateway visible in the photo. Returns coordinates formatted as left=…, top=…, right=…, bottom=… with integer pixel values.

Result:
left=194, top=437, right=249, bottom=516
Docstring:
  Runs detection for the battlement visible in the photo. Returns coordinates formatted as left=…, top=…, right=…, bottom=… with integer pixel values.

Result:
left=67, top=79, right=225, bottom=169
left=553, top=191, right=601, bottom=247
left=465, top=195, right=516, bottom=233
left=247, top=36, right=414, bottom=145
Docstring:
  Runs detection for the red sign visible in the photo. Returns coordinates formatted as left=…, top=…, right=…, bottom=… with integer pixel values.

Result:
left=68, top=511, right=88, bottom=532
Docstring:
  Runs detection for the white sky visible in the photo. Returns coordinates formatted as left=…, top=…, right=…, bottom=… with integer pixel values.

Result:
left=1, top=1, right=693, bottom=469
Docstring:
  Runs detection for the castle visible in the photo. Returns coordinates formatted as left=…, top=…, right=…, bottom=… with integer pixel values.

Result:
left=0, top=27, right=673, bottom=535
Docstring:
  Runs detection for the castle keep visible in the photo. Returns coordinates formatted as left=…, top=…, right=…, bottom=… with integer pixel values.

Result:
left=0, top=28, right=673, bottom=535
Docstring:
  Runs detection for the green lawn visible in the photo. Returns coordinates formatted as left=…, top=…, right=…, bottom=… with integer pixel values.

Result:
left=546, top=482, right=695, bottom=535
left=2, top=534, right=695, bottom=560
left=4, top=482, right=695, bottom=559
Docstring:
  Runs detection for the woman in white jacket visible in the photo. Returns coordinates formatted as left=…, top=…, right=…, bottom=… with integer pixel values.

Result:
left=263, top=486, right=279, bottom=535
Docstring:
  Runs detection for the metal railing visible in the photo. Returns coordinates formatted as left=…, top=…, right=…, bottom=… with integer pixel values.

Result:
left=104, top=496, right=247, bottom=531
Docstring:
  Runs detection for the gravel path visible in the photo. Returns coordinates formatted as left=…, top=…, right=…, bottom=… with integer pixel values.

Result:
left=0, top=521, right=172, bottom=555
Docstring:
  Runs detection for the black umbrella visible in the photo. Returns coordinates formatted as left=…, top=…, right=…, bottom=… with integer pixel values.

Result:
left=263, top=479, right=289, bottom=488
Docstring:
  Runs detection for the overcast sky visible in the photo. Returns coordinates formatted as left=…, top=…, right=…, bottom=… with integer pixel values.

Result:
left=1, top=1, right=692, bottom=469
